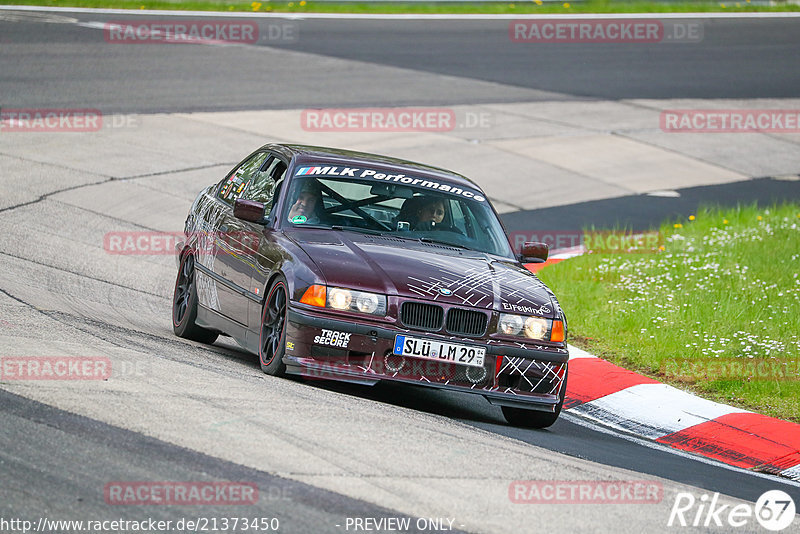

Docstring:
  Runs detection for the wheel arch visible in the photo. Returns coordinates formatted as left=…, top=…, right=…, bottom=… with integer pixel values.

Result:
left=261, top=256, right=326, bottom=307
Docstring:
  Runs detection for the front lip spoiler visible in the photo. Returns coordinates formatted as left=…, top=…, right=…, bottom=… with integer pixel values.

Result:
left=287, top=307, right=569, bottom=363
left=286, top=357, right=560, bottom=413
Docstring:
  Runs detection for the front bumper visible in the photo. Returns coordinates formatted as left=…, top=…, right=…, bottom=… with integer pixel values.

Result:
left=284, top=306, right=568, bottom=412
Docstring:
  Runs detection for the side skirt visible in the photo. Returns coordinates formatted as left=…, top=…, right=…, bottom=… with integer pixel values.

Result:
left=196, top=305, right=259, bottom=355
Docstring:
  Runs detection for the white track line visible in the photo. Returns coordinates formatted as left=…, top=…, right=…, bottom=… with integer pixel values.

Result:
left=572, top=382, right=750, bottom=439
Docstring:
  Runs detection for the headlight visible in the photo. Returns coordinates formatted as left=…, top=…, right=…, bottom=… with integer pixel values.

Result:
left=524, top=316, right=549, bottom=340
left=355, top=292, right=380, bottom=313
left=327, top=287, right=386, bottom=316
left=498, top=313, right=554, bottom=341
left=301, top=285, right=387, bottom=316
left=498, top=313, right=523, bottom=336
left=328, top=287, right=352, bottom=310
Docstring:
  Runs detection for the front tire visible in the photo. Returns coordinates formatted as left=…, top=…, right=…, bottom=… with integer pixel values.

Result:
left=172, top=252, right=219, bottom=344
left=259, top=276, right=289, bottom=376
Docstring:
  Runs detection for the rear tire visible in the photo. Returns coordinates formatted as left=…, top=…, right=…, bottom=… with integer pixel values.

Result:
left=502, top=373, right=567, bottom=429
left=258, top=275, right=289, bottom=377
left=172, top=252, right=219, bottom=344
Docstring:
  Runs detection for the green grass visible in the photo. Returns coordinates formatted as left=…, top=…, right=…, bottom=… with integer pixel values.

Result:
left=537, top=203, right=800, bottom=422
left=2, top=0, right=798, bottom=13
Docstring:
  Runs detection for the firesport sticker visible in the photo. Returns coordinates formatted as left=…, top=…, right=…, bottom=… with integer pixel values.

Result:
left=294, top=165, right=485, bottom=202
left=313, top=329, right=351, bottom=348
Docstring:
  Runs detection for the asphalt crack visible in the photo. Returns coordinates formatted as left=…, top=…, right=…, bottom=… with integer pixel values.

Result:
left=0, top=153, right=234, bottom=215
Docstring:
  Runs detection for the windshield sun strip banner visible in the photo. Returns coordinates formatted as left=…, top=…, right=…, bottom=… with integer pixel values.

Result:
left=294, top=165, right=486, bottom=202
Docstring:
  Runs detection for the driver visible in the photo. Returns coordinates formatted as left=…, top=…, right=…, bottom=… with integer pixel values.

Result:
left=287, top=180, right=323, bottom=224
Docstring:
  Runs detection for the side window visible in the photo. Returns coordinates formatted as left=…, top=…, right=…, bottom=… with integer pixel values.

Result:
left=217, top=152, right=270, bottom=207
left=246, top=155, right=287, bottom=211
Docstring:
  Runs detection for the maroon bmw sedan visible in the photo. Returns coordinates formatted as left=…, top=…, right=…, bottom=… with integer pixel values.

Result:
left=173, top=144, right=568, bottom=428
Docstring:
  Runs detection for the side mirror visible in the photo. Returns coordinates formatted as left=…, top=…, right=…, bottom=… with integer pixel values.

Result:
left=518, top=241, right=549, bottom=264
left=234, top=199, right=266, bottom=223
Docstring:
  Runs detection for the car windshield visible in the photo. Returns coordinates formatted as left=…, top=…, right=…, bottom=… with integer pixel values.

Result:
left=283, top=170, right=514, bottom=258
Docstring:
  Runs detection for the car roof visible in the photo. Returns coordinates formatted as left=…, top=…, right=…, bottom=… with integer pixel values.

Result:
left=261, top=143, right=483, bottom=192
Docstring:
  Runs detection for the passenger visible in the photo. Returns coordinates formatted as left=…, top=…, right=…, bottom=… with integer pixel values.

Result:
left=396, top=196, right=425, bottom=230
left=413, top=197, right=446, bottom=231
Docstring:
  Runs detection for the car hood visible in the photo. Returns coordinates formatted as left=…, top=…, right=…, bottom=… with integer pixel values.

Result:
left=287, top=229, right=558, bottom=317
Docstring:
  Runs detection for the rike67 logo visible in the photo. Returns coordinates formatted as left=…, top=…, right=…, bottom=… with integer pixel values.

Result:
left=668, top=490, right=796, bottom=531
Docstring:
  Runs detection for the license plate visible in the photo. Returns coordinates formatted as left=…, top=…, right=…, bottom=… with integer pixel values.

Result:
left=393, top=335, right=485, bottom=368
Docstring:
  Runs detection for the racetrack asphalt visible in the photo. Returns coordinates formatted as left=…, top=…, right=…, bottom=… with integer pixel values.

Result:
left=1, top=8, right=799, bottom=533
left=2, top=11, right=800, bottom=112
left=501, top=176, right=800, bottom=232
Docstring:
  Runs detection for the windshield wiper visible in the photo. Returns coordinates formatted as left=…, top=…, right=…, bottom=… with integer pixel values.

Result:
left=331, top=225, right=384, bottom=236
left=291, top=224, right=383, bottom=236
left=418, top=236, right=472, bottom=251
left=292, top=224, right=330, bottom=230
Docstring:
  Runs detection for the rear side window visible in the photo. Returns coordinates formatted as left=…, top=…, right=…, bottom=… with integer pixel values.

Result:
left=246, top=156, right=287, bottom=211
left=218, top=152, right=270, bottom=207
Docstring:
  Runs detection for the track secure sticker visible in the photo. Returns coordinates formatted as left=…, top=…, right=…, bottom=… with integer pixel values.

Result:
left=291, top=215, right=307, bottom=224
left=314, top=329, right=351, bottom=348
